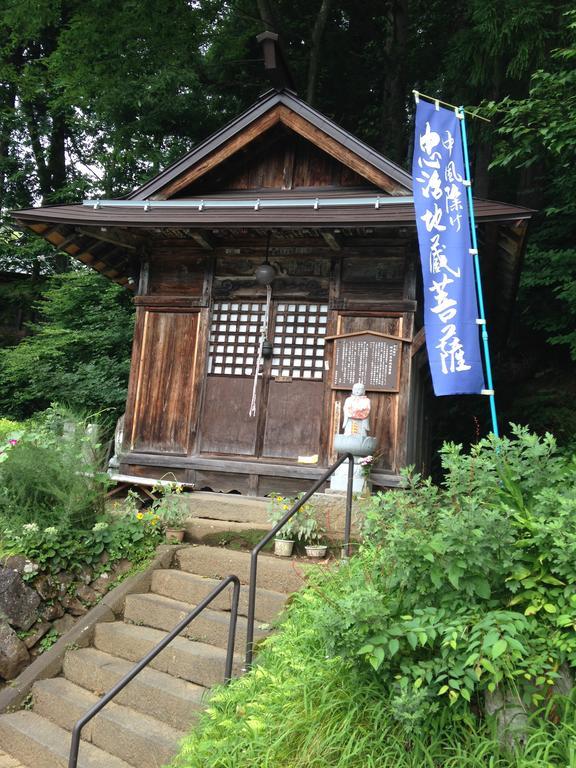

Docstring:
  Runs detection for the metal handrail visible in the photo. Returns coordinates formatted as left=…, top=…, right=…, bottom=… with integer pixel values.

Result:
left=244, top=453, right=354, bottom=668
left=68, top=574, right=241, bottom=768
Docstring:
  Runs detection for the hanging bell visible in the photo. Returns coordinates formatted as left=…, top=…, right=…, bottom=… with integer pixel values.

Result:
left=261, top=339, right=274, bottom=358
left=255, top=262, right=276, bottom=286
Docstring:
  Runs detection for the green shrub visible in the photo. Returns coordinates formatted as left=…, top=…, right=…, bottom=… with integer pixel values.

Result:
left=0, top=405, right=109, bottom=530
left=172, top=585, right=576, bottom=768
left=0, top=417, right=22, bottom=443
left=317, top=425, right=576, bottom=712
left=0, top=503, right=163, bottom=578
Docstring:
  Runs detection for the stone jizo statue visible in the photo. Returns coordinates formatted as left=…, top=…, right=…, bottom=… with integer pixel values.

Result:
left=342, top=382, right=371, bottom=436
left=330, top=382, right=377, bottom=494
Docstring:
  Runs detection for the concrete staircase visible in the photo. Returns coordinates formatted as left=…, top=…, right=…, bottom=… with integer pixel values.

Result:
left=180, top=492, right=271, bottom=544
left=0, top=543, right=308, bottom=768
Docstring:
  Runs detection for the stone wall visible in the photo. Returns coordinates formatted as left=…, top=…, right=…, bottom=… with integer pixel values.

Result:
left=0, top=556, right=130, bottom=681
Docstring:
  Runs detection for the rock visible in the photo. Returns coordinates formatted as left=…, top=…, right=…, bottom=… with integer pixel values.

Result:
left=77, top=565, right=93, bottom=585
left=90, top=573, right=111, bottom=595
left=0, top=567, right=41, bottom=630
left=0, top=555, right=28, bottom=575
left=76, top=584, right=98, bottom=606
left=553, top=663, right=574, bottom=697
left=0, top=621, right=30, bottom=680
left=53, top=614, right=76, bottom=635
left=55, top=571, right=74, bottom=599
left=40, top=601, right=64, bottom=622
left=61, top=594, right=88, bottom=616
left=485, top=688, right=528, bottom=749
left=110, top=558, right=132, bottom=578
left=34, top=574, right=59, bottom=601
left=23, top=621, right=51, bottom=650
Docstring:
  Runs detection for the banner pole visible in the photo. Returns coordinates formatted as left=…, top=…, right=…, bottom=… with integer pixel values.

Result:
left=457, top=107, right=499, bottom=437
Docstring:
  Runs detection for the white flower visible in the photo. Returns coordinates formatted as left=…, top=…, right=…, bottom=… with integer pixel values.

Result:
left=23, top=562, right=39, bottom=574
left=22, top=523, right=39, bottom=533
left=43, top=526, right=58, bottom=535
left=92, top=521, right=109, bottom=532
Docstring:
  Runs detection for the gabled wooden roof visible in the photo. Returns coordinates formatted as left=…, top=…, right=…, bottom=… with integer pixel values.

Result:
left=10, top=86, right=534, bottom=321
left=130, top=89, right=414, bottom=200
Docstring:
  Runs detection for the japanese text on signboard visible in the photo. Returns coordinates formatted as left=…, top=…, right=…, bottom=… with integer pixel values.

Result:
left=412, top=100, right=485, bottom=395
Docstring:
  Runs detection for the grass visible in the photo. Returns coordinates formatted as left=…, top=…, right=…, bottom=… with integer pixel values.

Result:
left=171, top=586, right=576, bottom=768
left=201, top=529, right=275, bottom=552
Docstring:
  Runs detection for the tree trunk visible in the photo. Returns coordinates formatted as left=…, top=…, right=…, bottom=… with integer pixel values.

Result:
left=256, top=0, right=279, bottom=32
left=306, top=0, right=333, bottom=105
left=380, top=0, right=409, bottom=163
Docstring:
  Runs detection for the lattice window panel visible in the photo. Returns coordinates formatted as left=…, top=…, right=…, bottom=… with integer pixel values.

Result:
left=271, top=303, right=328, bottom=380
left=207, top=302, right=265, bottom=376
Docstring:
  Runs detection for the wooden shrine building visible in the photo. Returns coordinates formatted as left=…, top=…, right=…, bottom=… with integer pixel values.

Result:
left=13, top=87, right=533, bottom=495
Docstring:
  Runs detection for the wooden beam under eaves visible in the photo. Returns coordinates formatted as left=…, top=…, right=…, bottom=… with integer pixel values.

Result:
left=321, top=231, right=342, bottom=251
left=190, top=231, right=215, bottom=250
left=77, top=227, right=138, bottom=251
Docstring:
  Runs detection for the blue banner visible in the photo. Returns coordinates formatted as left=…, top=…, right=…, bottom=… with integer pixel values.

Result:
left=412, top=99, right=485, bottom=395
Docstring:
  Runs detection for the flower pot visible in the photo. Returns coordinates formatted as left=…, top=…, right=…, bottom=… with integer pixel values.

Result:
left=274, top=538, right=295, bottom=557
left=305, top=544, right=328, bottom=558
left=165, top=527, right=186, bottom=543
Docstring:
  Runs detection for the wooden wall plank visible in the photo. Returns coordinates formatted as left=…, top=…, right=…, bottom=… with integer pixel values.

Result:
left=262, top=380, right=324, bottom=460
left=130, top=310, right=200, bottom=455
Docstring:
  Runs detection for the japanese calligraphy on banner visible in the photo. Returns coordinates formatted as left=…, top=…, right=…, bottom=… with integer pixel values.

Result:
left=412, top=99, right=485, bottom=395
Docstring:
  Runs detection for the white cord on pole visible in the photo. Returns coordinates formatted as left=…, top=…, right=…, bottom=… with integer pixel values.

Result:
left=248, top=283, right=272, bottom=418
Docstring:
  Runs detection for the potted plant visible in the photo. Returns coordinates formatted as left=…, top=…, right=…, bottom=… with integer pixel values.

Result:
left=152, top=479, right=187, bottom=542
left=267, top=494, right=297, bottom=556
left=293, top=497, right=327, bottom=558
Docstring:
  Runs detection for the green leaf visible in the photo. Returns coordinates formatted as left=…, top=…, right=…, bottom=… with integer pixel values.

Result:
left=407, top=632, right=418, bottom=650
left=543, top=603, right=557, bottom=614
left=369, top=646, right=385, bottom=670
left=474, top=578, right=491, bottom=599
left=481, top=658, right=496, bottom=674
left=357, top=644, right=374, bottom=655
left=491, top=639, right=508, bottom=659
left=447, top=566, right=460, bottom=589
left=388, top=638, right=400, bottom=657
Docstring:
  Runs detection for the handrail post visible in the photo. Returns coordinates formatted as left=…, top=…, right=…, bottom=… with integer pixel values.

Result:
left=244, top=549, right=259, bottom=670
left=225, top=577, right=241, bottom=682
left=343, top=454, right=354, bottom=558
left=243, top=453, right=350, bottom=670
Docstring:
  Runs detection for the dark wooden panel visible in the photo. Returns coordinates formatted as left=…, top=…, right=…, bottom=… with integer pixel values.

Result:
left=396, top=313, right=414, bottom=469
left=257, top=476, right=322, bottom=498
left=262, top=380, right=324, bottom=459
left=148, top=254, right=205, bottom=295
left=120, top=464, right=187, bottom=482
left=131, top=311, right=199, bottom=454
left=340, top=256, right=405, bottom=301
left=188, top=129, right=378, bottom=193
left=194, top=471, right=252, bottom=494
left=199, top=377, right=259, bottom=455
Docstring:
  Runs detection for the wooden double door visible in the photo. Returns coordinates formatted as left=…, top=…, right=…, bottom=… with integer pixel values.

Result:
left=199, top=299, right=328, bottom=462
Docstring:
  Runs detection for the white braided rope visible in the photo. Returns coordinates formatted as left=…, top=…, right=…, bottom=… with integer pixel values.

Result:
left=248, top=283, right=272, bottom=418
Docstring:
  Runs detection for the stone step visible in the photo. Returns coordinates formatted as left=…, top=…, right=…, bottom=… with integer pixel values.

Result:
left=33, top=677, right=183, bottom=768
left=184, top=517, right=269, bottom=544
left=94, top=621, right=242, bottom=689
left=151, top=569, right=286, bottom=623
left=124, top=592, right=269, bottom=649
left=0, top=711, right=131, bottom=768
left=178, top=492, right=270, bottom=524
left=176, top=545, right=310, bottom=593
left=63, top=647, right=206, bottom=730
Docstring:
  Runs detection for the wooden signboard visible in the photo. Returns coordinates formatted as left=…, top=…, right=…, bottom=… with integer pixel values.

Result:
left=328, top=331, right=402, bottom=392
